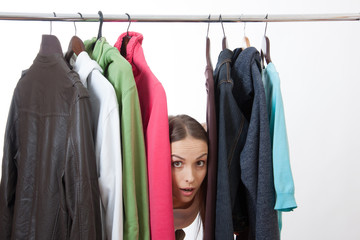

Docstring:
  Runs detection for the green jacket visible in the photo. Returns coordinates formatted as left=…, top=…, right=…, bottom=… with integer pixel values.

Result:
left=85, top=37, right=149, bottom=240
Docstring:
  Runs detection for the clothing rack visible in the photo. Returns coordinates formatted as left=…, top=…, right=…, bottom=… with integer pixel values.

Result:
left=0, top=12, right=360, bottom=23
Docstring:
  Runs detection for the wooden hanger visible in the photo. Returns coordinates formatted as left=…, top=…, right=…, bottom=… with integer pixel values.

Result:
left=222, top=36, right=228, bottom=50
left=219, top=15, right=228, bottom=50
left=206, top=37, right=212, bottom=66
left=65, top=36, right=85, bottom=63
left=120, top=13, right=132, bottom=58
left=261, top=36, right=271, bottom=66
left=64, top=15, right=85, bottom=63
left=206, top=15, right=212, bottom=67
left=260, top=16, right=272, bottom=68
left=242, top=22, right=251, bottom=49
left=243, top=36, right=250, bottom=48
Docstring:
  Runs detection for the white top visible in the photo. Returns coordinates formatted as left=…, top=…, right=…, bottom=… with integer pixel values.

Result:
left=74, top=51, right=123, bottom=240
left=183, top=213, right=203, bottom=240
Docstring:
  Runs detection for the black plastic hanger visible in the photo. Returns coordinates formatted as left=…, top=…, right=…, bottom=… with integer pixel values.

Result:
left=65, top=13, right=85, bottom=63
left=219, top=15, right=227, bottom=50
left=120, top=13, right=132, bottom=58
left=260, top=14, right=272, bottom=68
left=97, top=11, right=104, bottom=40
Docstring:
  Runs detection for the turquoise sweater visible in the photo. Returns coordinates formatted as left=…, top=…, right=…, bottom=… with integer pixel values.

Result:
left=262, top=63, right=297, bottom=231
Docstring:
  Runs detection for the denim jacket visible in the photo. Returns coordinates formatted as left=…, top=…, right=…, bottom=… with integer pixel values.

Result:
left=214, top=47, right=280, bottom=240
left=214, top=48, right=249, bottom=240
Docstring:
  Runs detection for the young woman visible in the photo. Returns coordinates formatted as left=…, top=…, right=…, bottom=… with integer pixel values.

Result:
left=169, top=115, right=208, bottom=240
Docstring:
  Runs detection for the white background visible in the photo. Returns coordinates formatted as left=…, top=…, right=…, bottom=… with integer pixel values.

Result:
left=1, top=0, right=360, bottom=239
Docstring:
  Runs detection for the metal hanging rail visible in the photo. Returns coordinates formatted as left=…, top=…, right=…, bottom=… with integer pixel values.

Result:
left=0, top=12, right=359, bottom=23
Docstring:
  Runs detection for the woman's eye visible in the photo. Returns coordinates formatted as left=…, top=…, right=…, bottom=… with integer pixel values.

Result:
left=173, top=161, right=182, bottom=167
left=197, top=160, right=206, bottom=167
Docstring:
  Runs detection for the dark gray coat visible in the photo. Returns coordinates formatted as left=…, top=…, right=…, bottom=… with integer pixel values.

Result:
left=231, top=47, right=279, bottom=240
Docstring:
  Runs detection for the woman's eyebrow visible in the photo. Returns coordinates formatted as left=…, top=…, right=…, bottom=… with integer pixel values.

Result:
left=196, top=153, right=208, bottom=160
left=171, top=154, right=185, bottom=160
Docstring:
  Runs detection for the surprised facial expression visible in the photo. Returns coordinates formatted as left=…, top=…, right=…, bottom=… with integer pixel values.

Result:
left=171, top=136, right=208, bottom=209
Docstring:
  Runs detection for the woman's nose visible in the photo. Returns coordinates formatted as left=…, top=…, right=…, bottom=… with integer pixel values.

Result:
left=184, top=167, right=195, bottom=183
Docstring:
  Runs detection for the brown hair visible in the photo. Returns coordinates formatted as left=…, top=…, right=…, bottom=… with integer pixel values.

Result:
left=168, top=114, right=208, bottom=232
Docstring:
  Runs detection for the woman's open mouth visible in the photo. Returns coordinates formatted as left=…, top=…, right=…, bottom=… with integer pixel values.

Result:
left=180, top=188, right=195, bottom=196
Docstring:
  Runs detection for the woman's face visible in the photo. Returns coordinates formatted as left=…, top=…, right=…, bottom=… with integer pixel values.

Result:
left=171, top=136, right=208, bottom=209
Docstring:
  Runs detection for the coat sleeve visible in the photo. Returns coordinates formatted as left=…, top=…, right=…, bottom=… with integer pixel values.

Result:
left=99, top=105, right=123, bottom=240
left=121, top=85, right=150, bottom=240
left=106, top=54, right=150, bottom=240
left=146, top=83, right=174, bottom=239
left=0, top=96, right=19, bottom=240
left=64, top=86, right=102, bottom=240
left=271, top=76, right=297, bottom=212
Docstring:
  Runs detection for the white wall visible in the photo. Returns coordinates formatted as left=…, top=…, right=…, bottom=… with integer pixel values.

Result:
left=1, top=0, right=360, bottom=239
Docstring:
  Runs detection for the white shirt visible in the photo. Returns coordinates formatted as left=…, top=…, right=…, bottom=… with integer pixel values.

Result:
left=74, top=52, right=123, bottom=240
left=183, top=213, right=203, bottom=240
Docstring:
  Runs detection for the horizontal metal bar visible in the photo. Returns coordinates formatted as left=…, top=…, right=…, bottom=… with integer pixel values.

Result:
left=0, top=12, right=359, bottom=23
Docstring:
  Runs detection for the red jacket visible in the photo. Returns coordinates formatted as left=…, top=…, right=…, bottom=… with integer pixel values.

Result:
left=115, top=32, right=175, bottom=240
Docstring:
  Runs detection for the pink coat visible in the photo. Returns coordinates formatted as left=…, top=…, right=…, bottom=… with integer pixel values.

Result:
left=115, top=32, right=175, bottom=240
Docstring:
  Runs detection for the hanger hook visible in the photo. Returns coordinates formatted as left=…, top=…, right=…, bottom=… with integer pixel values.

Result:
left=73, top=12, right=83, bottom=36
left=50, top=12, right=56, bottom=35
left=207, top=14, right=211, bottom=38
left=240, top=13, right=244, bottom=22
left=73, top=21, right=77, bottom=36
left=219, top=14, right=226, bottom=38
left=264, top=14, right=269, bottom=36
left=125, top=13, right=131, bottom=36
left=240, top=14, right=246, bottom=37
left=244, top=22, right=247, bottom=37
left=97, top=11, right=104, bottom=40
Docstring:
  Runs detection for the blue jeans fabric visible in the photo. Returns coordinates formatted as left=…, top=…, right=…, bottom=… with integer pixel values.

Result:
left=214, top=48, right=250, bottom=240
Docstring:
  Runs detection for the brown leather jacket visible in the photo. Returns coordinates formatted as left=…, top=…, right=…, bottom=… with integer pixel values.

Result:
left=0, top=35, right=102, bottom=239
